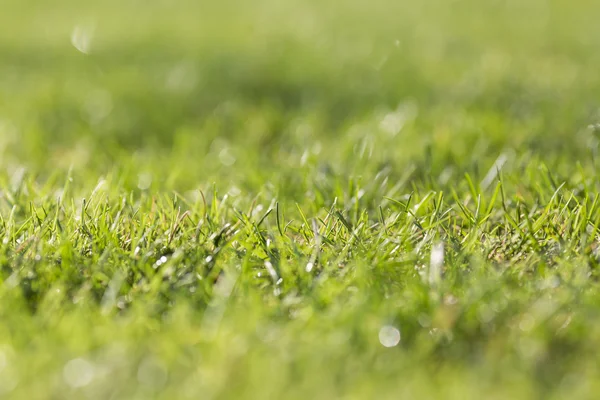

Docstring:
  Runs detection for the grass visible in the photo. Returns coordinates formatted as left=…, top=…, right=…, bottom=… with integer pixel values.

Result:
left=2, top=0, right=600, bottom=398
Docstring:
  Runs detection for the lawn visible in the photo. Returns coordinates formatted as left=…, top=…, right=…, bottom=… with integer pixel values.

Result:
left=2, top=0, right=600, bottom=398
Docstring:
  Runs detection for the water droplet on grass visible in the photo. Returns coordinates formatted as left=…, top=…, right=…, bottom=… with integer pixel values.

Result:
left=137, top=173, right=152, bottom=190
left=71, top=25, right=94, bottom=54
left=379, top=325, right=401, bottom=347
left=155, top=256, right=168, bottom=267
left=429, top=242, right=444, bottom=286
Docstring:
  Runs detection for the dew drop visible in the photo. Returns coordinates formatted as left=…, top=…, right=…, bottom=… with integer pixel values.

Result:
left=378, top=325, right=401, bottom=347
left=71, top=25, right=94, bottom=54
left=137, top=173, right=152, bottom=190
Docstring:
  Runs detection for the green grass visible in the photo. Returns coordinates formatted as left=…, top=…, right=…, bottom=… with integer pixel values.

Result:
left=2, top=0, right=600, bottom=398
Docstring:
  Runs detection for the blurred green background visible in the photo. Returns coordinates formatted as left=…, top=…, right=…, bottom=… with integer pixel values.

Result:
left=3, top=0, right=600, bottom=190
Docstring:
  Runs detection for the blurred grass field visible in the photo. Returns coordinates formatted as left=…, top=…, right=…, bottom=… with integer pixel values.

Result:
left=2, top=0, right=600, bottom=398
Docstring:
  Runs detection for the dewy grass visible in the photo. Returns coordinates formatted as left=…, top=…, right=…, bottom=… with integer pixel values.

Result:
left=2, top=0, right=600, bottom=398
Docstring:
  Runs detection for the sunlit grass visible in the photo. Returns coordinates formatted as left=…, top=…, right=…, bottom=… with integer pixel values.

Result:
left=2, top=0, right=600, bottom=398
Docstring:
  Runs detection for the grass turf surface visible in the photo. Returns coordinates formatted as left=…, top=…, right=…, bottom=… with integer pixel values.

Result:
left=2, top=0, right=600, bottom=398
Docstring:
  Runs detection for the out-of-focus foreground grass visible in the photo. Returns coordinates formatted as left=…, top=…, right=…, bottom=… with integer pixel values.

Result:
left=2, top=0, right=600, bottom=398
